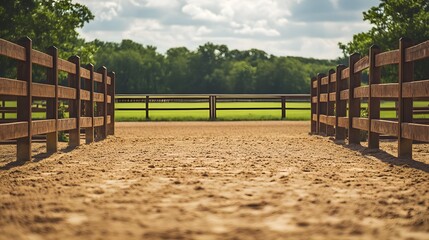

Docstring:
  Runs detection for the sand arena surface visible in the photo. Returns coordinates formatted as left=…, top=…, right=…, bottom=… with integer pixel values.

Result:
left=0, top=121, right=429, bottom=240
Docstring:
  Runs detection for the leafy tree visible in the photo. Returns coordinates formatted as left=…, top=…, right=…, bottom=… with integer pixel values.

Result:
left=0, top=0, right=94, bottom=61
left=339, top=0, right=429, bottom=55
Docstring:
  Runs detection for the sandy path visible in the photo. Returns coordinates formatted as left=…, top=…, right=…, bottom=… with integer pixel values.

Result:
left=0, top=121, right=428, bottom=240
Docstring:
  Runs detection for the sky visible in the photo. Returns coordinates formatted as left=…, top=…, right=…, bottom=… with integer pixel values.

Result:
left=73, top=0, right=379, bottom=59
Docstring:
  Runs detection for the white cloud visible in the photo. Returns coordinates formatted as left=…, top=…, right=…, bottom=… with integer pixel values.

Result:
left=182, top=4, right=226, bottom=22
left=73, top=0, right=378, bottom=59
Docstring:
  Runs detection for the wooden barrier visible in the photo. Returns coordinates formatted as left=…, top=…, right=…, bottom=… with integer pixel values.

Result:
left=115, top=94, right=311, bottom=120
left=0, top=37, right=115, bottom=162
left=311, top=38, right=429, bottom=159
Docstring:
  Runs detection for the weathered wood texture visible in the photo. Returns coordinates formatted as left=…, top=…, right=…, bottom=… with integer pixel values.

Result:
left=310, top=38, right=429, bottom=159
left=0, top=37, right=115, bottom=162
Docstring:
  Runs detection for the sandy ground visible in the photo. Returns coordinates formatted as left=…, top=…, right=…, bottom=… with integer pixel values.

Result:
left=0, top=121, right=429, bottom=240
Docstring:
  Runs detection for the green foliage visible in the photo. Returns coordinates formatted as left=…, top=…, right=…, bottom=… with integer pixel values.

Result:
left=338, top=0, right=429, bottom=83
left=94, top=40, right=336, bottom=94
left=339, top=0, right=429, bottom=56
left=58, top=102, right=68, bottom=142
left=0, top=0, right=95, bottom=61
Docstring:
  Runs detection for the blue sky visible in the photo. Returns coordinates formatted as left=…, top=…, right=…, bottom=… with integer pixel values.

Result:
left=73, top=0, right=379, bottom=59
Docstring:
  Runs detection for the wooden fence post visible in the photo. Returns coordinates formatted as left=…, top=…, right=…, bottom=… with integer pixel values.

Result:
left=317, top=73, right=326, bottom=135
left=310, top=77, right=317, bottom=133
left=335, top=65, right=347, bottom=140
left=348, top=53, right=361, bottom=145
left=85, top=64, right=94, bottom=144
left=68, top=56, right=81, bottom=147
left=281, top=96, right=286, bottom=119
left=145, top=95, right=150, bottom=120
left=368, top=45, right=381, bottom=149
left=209, top=96, right=214, bottom=121
left=213, top=95, right=217, bottom=120
left=327, top=69, right=335, bottom=136
left=398, top=38, right=414, bottom=158
left=16, top=37, right=32, bottom=161
left=108, top=71, right=115, bottom=135
left=1, top=99, right=4, bottom=120
left=97, top=66, right=108, bottom=139
left=46, top=46, right=58, bottom=152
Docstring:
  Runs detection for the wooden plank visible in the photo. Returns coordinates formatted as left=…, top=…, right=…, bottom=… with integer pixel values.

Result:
left=80, top=67, right=91, bottom=80
left=0, top=78, right=27, bottom=96
left=371, top=119, right=398, bottom=136
left=340, top=89, right=349, bottom=100
left=58, top=118, right=76, bottom=131
left=341, top=68, right=350, bottom=80
left=319, top=93, right=328, bottom=102
left=330, top=73, right=336, bottom=82
left=32, top=49, right=53, bottom=68
left=375, top=50, right=399, bottom=67
left=312, top=81, right=317, bottom=88
left=58, top=86, right=76, bottom=99
left=352, top=117, right=369, bottom=131
left=405, top=40, right=429, bottom=62
left=354, top=86, right=369, bottom=98
left=107, top=95, right=112, bottom=104
left=94, top=72, right=102, bottom=83
left=329, top=93, right=336, bottom=102
left=312, top=114, right=317, bottom=121
left=81, top=89, right=90, bottom=101
left=321, top=77, right=329, bottom=85
left=371, top=83, right=399, bottom=98
left=319, top=115, right=327, bottom=124
left=107, top=76, right=111, bottom=85
left=58, top=58, right=76, bottom=74
left=0, top=39, right=26, bottom=61
left=94, top=92, right=104, bottom=102
left=402, top=123, right=429, bottom=142
left=32, top=119, right=56, bottom=135
left=107, top=115, right=111, bottom=124
left=80, top=117, right=93, bottom=128
left=94, top=116, right=104, bottom=127
left=402, top=80, right=429, bottom=98
left=338, top=117, right=349, bottom=129
left=32, top=83, right=55, bottom=98
left=0, top=122, right=28, bottom=140
left=354, top=56, right=369, bottom=73
left=327, top=116, right=336, bottom=126
left=312, top=96, right=317, bottom=103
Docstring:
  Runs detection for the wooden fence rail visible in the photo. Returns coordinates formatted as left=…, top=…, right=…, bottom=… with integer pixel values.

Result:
left=0, top=37, right=115, bottom=162
left=311, top=37, right=429, bottom=159
left=115, top=94, right=311, bottom=120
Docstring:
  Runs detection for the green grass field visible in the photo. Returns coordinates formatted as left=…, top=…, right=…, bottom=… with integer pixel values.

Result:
left=1, top=100, right=428, bottom=121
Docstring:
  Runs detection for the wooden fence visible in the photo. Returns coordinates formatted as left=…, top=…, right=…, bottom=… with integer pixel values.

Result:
left=311, top=38, right=429, bottom=159
left=116, top=94, right=310, bottom=120
left=0, top=37, right=115, bottom=162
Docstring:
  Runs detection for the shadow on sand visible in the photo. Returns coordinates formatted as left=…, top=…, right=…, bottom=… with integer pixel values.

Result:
left=0, top=145, right=76, bottom=171
left=332, top=139, right=429, bottom=174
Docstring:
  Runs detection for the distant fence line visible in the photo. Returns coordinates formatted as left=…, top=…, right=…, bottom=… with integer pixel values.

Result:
left=311, top=37, right=429, bottom=159
left=0, top=37, right=115, bottom=162
left=115, top=94, right=311, bottom=120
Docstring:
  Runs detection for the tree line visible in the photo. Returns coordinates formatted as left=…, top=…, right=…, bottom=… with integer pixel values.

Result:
left=92, top=40, right=337, bottom=94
